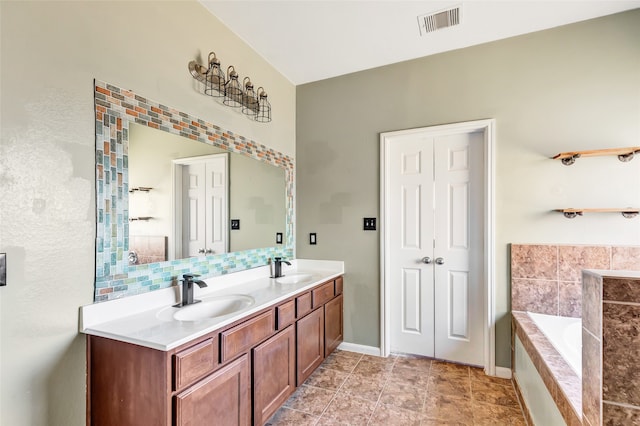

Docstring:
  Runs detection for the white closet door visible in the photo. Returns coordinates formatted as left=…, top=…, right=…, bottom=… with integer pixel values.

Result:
left=433, top=131, right=484, bottom=366
left=388, top=128, right=484, bottom=366
left=389, top=133, right=435, bottom=357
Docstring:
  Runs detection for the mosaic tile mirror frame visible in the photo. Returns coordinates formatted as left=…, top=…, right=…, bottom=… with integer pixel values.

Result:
left=94, top=80, right=294, bottom=302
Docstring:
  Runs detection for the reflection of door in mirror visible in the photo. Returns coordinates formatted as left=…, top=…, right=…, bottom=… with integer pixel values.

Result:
left=175, top=154, right=229, bottom=258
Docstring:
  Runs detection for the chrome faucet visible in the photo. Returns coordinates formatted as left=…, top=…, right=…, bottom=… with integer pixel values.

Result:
left=271, top=257, right=291, bottom=278
left=174, top=273, right=208, bottom=307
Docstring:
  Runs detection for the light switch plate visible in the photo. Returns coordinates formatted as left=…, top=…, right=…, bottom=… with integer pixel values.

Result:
left=363, top=218, right=377, bottom=231
left=231, top=219, right=240, bottom=230
left=0, top=253, right=6, bottom=286
left=309, top=233, right=317, bottom=245
left=276, top=232, right=283, bottom=244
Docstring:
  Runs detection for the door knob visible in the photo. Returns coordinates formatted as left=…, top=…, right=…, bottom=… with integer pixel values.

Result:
left=435, top=257, right=445, bottom=265
left=198, top=248, right=205, bottom=254
left=421, top=257, right=432, bottom=264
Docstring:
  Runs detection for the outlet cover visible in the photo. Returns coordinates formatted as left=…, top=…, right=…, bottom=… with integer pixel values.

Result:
left=363, top=218, right=377, bottom=231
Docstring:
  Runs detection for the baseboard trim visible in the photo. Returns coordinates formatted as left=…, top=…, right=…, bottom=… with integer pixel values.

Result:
left=337, top=342, right=381, bottom=356
left=495, top=366, right=512, bottom=379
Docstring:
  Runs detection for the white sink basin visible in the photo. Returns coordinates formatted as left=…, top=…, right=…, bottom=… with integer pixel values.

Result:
left=275, top=273, right=313, bottom=285
left=157, top=294, right=255, bottom=322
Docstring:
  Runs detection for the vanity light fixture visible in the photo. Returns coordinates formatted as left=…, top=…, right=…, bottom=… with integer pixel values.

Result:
left=255, top=87, right=272, bottom=123
left=203, top=52, right=225, bottom=98
left=188, top=51, right=272, bottom=122
left=223, top=66, right=243, bottom=108
left=242, top=77, right=258, bottom=117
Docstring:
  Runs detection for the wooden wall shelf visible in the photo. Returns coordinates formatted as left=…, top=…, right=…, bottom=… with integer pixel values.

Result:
left=555, top=208, right=640, bottom=219
left=553, top=146, right=640, bottom=165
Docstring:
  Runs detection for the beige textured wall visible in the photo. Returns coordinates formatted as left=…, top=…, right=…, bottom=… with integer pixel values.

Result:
left=296, top=10, right=640, bottom=367
left=0, top=2, right=295, bottom=424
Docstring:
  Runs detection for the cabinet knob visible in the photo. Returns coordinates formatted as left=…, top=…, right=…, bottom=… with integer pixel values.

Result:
left=198, top=248, right=205, bottom=254
left=435, top=257, right=445, bottom=265
left=421, top=257, right=432, bottom=264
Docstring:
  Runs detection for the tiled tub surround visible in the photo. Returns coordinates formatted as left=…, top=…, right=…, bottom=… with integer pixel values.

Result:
left=94, top=80, right=294, bottom=302
left=511, top=244, right=640, bottom=318
left=512, top=311, right=582, bottom=425
left=582, top=270, right=640, bottom=426
left=81, top=259, right=343, bottom=350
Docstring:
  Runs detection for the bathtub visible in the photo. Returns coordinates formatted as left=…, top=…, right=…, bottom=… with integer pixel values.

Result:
left=527, top=312, right=582, bottom=378
left=512, top=311, right=583, bottom=426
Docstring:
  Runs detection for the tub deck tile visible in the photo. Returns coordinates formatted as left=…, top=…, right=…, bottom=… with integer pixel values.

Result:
left=512, top=311, right=582, bottom=426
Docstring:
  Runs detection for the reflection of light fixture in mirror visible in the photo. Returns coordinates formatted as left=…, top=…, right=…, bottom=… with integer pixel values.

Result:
left=204, top=52, right=225, bottom=98
left=223, top=66, right=243, bottom=108
left=255, top=87, right=272, bottom=123
left=188, top=51, right=271, bottom=122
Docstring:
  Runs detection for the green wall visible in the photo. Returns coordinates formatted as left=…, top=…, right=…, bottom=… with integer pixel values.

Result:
left=296, top=9, right=640, bottom=368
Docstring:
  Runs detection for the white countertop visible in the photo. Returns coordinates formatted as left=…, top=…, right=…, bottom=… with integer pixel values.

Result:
left=80, top=259, right=344, bottom=351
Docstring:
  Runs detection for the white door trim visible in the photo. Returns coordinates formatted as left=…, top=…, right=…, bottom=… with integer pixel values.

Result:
left=380, top=119, right=497, bottom=375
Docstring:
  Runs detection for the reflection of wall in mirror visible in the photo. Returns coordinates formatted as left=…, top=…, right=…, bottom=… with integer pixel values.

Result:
left=129, top=123, right=226, bottom=261
left=230, top=155, right=286, bottom=252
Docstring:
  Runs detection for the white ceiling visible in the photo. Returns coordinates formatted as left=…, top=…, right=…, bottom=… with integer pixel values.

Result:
left=201, top=1, right=640, bottom=85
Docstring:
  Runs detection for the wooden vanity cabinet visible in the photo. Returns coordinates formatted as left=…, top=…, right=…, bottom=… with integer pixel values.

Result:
left=296, top=306, right=325, bottom=386
left=175, top=354, right=250, bottom=426
left=88, top=335, right=172, bottom=426
left=87, top=275, right=343, bottom=426
left=252, top=325, right=296, bottom=425
left=324, top=294, right=343, bottom=357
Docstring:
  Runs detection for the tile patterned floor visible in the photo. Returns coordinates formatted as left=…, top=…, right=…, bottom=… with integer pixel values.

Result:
left=266, top=350, right=527, bottom=426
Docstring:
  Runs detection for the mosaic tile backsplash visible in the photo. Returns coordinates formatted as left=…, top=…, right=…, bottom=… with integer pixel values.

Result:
left=94, top=80, right=294, bottom=302
left=510, top=244, right=640, bottom=317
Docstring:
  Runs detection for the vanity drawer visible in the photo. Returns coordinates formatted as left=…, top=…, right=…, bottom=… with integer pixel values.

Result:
left=312, top=281, right=335, bottom=309
left=335, top=277, right=343, bottom=295
left=173, top=337, right=218, bottom=391
left=296, top=292, right=312, bottom=318
left=276, top=300, right=296, bottom=330
left=221, top=310, right=275, bottom=362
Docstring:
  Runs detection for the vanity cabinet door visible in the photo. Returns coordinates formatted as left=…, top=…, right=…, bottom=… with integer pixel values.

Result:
left=174, top=354, right=250, bottom=426
left=296, top=307, right=325, bottom=386
left=324, top=294, right=343, bottom=357
left=253, top=325, right=296, bottom=426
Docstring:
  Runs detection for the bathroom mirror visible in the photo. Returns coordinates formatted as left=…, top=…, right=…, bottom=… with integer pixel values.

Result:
left=94, top=80, right=293, bottom=301
left=128, top=122, right=286, bottom=264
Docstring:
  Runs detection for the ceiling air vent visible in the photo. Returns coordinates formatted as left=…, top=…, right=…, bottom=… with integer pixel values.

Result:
left=418, top=5, right=461, bottom=35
